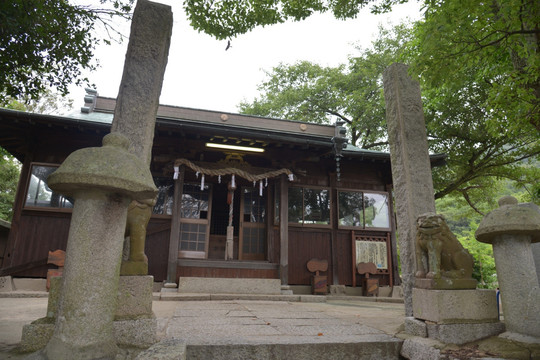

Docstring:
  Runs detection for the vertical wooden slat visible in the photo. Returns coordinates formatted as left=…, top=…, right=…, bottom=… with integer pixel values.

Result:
left=166, top=166, right=184, bottom=284
left=279, top=174, right=288, bottom=285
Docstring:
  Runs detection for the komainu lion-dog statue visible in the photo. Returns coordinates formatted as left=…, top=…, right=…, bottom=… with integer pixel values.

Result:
left=120, top=198, right=156, bottom=275
left=415, top=213, right=475, bottom=287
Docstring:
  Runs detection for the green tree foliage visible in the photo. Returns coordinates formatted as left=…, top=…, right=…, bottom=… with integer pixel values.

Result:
left=408, top=0, right=539, bottom=135
left=240, top=22, right=540, bottom=211
left=0, top=0, right=134, bottom=102
left=240, top=24, right=411, bottom=149
left=2, top=90, right=74, bottom=115
left=183, top=0, right=407, bottom=40
left=0, top=147, right=20, bottom=222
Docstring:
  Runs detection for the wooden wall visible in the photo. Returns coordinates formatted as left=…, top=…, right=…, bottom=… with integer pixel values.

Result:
left=288, top=228, right=332, bottom=285
left=2, top=210, right=71, bottom=277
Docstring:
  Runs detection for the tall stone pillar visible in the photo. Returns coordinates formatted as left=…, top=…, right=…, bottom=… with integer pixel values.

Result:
left=383, top=63, right=436, bottom=316
left=110, top=0, right=173, bottom=276
left=111, top=0, right=172, bottom=163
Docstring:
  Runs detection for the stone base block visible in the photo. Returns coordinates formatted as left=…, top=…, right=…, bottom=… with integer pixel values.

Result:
left=405, top=316, right=427, bottom=337
left=20, top=323, right=54, bottom=353
left=413, top=288, right=498, bottom=323
left=400, top=337, right=444, bottom=360
left=426, top=321, right=505, bottom=345
left=134, top=338, right=186, bottom=360
left=415, top=277, right=477, bottom=290
left=114, top=317, right=157, bottom=348
left=0, top=276, right=14, bottom=292
left=117, top=275, right=154, bottom=318
left=177, top=277, right=281, bottom=295
left=20, top=317, right=157, bottom=353
left=329, top=285, right=347, bottom=295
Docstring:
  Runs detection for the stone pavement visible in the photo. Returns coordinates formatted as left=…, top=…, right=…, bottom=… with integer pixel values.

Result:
left=1, top=294, right=538, bottom=359
left=0, top=295, right=404, bottom=359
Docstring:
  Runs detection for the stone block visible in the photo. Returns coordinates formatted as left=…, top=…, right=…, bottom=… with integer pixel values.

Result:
left=0, top=276, right=13, bottom=292
left=329, top=285, right=346, bottom=295
left=178, top=277, right=281, bottom=295
left=413, top=288, right=498, bottom=323
left=116, top=275, right=154, bottom=318
left=404, top=316, right=427, bottom=337
left=391, top=285, right=403, bottom=298
left=21, top=318, right=158, bottom=352
left=12, top=278, right=46, bottom=291
left=134, top=339, right=186, bottom=360
left=20, top=323, right=54, bottom=353
left=114, top=317, right=157, bottom=348
left=46, top=276, right=62, bottom=318
left=400, top=337, right=443, bottom=360
left=426, top=321, right=505, bottom=345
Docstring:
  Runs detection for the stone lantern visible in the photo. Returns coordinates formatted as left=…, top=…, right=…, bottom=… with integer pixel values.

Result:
left=476, top=195, right=540, bottom=340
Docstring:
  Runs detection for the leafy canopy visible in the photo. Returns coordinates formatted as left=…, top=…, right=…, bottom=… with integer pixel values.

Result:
left=183, top=0, right=408, bottom=40
left=239, top=20, right=539, bottom=213
left=0, top=0, right=134, bottom=102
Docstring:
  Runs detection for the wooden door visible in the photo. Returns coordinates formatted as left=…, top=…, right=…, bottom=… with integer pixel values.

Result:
left=178, top=183, right=212, bottom=259
left=239, top=187, right=266, bottom=260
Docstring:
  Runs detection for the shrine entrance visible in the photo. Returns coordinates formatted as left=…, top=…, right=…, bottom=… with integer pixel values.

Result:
left=174, top=157, right=290, bottom=263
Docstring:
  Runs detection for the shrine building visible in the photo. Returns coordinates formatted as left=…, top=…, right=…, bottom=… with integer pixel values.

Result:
left=0, top=90, right=443, bottom=294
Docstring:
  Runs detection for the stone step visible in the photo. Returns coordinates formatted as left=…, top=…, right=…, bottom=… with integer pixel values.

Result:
left=177, top=277, right=282, bottom=295
left=186, top=337, right=402, bottom=360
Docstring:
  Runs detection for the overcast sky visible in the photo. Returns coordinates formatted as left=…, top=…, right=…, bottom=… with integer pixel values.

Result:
left=70, top=1, right=422, bottom=114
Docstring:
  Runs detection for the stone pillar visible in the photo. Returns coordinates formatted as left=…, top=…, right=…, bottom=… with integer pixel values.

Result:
left=41, top=133, right=157, bottom=360
left=109, top=0, right=172, bottom=276
left=476, top=196, right=540, bottom=340
left=111, top=0, right=172, bottom=164
left=383, top=63, right=436, bottom=316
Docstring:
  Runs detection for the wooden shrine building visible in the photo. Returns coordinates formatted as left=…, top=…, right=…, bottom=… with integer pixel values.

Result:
left=0, top=90, right=443, bottom=292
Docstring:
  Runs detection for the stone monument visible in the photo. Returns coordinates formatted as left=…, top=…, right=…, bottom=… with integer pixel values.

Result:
left=383, top=63, right=436, bottom=316
left=112, top=0, right=172, bottom=276
left=476, top=196, right=540, bottom=341
left=384, top=64, right=504, bottom=350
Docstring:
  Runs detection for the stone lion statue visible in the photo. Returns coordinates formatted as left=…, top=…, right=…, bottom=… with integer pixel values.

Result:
left=120, top=197, right=156, bottom=275
left=415, top=212, right=474, bottom=280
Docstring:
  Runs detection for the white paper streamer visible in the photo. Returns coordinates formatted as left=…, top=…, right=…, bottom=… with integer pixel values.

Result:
left=253, top=180, right=256, bottom=187
left=195, top=171, right=199, bottom=179
left=201, top=174, right=205, bottom=190
left=265, top=178, right=268, bottom=187
left=259, top=180, right=263, bottom=196
left=231, top=174, right=236, bottom=188
left=218, top=175, right=221, bottom=183
left=288, top=173, right=294, bottom=181
left=173, top=166, right=179, bottom=180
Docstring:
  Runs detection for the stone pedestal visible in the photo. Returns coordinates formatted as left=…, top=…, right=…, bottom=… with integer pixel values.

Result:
left=21, top=275, right=157, bottom=353
left=409, top=288, right=504, bottom=344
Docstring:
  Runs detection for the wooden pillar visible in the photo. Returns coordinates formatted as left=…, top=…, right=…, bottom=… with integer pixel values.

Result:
left=266, top=182, right=275, bottom=263
left=386, top=184, right=401, bottom=285
left=279, top=174, right=289, bottom=285
left=166, top=166, right=184, bottom=285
